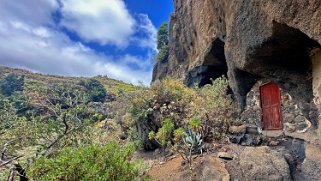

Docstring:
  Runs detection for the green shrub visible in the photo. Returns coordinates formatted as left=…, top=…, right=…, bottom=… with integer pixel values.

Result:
left=130, top=76, right=237, bottom=150
left=173, top=128, right=185, bottom=141
left=0, top=73, right=24, bottom=96
left=157, top=45, right=169, bottom=63
left=79, top=79, right=107, bottom=102
left=148, top=119, right=174, bottom=148
left=28, top=142, right=143, bottom=181
left=93, top=113, right=104, bottom=121
left=155, top=118, right=174, bottom=147
left=156, top=22, right=169, bottom=62
left=191, top=76, right=236, bottom=141
left=157, top=22, right=169, bottom=50
left=188, top=118, right=202, bottom=132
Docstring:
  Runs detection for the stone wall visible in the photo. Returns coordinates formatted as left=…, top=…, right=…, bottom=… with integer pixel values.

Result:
left=240, top=79, right=316, bottom=134
left=312, top=48, right=321, bottom=109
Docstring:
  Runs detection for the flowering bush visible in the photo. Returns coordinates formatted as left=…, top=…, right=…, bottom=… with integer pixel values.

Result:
left=130, top=76, right=238, bottom=150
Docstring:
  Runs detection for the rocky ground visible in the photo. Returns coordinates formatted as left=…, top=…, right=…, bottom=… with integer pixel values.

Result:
left=140, top=126, right=321, bottom=181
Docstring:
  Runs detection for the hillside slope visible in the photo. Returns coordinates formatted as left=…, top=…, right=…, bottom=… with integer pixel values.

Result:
left=0, top=66, right=145, bottom=180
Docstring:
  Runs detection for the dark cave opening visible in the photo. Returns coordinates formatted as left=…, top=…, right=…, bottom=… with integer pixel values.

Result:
left=248, top=22, right=320, bottom=74
left=239, top=22, right=321, bottom=127
left=234, top=69, right=260, bottom=109
left=185, top=38, right=228, bottom=87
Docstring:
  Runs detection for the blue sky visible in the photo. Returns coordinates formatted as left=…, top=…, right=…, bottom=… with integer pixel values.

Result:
left=0, top=0, right=174, bottom=85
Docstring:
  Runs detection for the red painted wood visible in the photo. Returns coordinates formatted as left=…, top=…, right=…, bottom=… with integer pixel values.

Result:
left=260, top=82, right=282, bottom=130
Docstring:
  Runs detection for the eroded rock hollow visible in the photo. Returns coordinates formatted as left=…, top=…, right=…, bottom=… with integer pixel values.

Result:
left=153, top=0, right=321, bottom=136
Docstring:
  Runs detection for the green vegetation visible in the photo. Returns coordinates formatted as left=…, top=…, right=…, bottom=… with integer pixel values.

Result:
left=182, top=130, right=203, bottom=169
left=130, top=76, right=237, bottom=150
left=79, top=79, right=108, bottom=102
left=149, top=118, right=174, bottom=148
left=156, top=22, right=169, bottom=62
left=0, top=73, right=24, bottom=96
left=157, top=45, right=169, bottom=62
left=188, top=118, right=202, bottom=132
left=0, top=66, right=238, bottom=178
left=0, top=67, right=146, bottom=180
left=28, top=142, right=143, bottom=181
left=173, top=128, right=185, bottom=141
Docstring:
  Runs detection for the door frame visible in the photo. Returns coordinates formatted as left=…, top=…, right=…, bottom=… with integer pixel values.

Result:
left=259, top=81, right=283, bottom=130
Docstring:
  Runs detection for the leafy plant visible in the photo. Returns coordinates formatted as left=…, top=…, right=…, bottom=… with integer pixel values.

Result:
left=155, top=118, right=174, bottom=147
left=157, top=22, right=169, bottom=50
left=172, top=129, right=203, bottom=170
left=183, top=130, right=203, bottom=154
left=148, top=118, right=174, bottom=149
left=79, top=79, right=107, bottom=102
left=173, top=128, right=185, bottom=142
left=0, top=73, right=24, bottom=96
left=28, top=141, right=145, bottom=181
left=93, top=113, right=104, bottom=121
left=183, top=130, right=203, bottom=169
left=191, top=76, right=236, bottom=141
left=157, top=45, right=169, bottom=63
left=188, top=118, right=202, bottom=132
left=130, top=76, right=237, bottom=151
left=156, top=22, right=169, bottom=62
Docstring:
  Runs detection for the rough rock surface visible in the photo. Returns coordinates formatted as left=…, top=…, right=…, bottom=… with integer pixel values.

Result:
left=152, top=0, right=321, bottom=122
left=154, top=0, right=321, bottom=96
left=296, top=144, right=321, bottom=180
left=151, top=1, right=321, bottom=179
left=239, top=146, right=291, bottom=181
left=201, top=156, right=230, bottom=181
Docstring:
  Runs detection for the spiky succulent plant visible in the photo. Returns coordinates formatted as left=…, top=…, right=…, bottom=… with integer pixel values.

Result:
left=183, top=129, right=203, bottom=154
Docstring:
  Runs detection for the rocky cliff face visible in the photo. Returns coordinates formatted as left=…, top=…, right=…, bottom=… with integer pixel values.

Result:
left=153, top=0, right=321, bottom=136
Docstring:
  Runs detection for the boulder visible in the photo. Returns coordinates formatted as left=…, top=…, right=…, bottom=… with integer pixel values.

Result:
left=295, top=144, right=321, bottom=180
left=228, top=125, right=246, bottom=134
left=239, top=146, right=291, bottom=181
left=201, top=156, right=230, bottom=181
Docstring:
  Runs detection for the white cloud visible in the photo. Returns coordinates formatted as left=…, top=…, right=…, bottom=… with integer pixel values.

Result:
left=0, top=0, right=58, bottom=25
left=134, top=14, right=157, bottom=52
left=60, top=0, right=135, bottom=47
left=0, top=0, right=157, bottom=85
left=0, top=21, right=152, bottom=85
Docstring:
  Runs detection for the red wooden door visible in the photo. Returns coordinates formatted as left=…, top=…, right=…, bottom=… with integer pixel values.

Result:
left=260, top=82, right=282, bottom=130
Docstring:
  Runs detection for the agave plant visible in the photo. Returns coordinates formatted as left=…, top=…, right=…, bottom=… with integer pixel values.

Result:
left=183, top=129, right=203, bottom=154
left=183, top=129, right=203, bottom=170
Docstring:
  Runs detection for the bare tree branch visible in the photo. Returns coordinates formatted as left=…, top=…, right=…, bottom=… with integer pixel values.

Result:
left=0, top=155, right=23, bottom=167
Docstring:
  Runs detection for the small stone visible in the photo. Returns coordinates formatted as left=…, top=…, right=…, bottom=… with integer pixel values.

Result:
left=296, top=119, right=312, bottom=133
left=159, top=161, right=166, bottom=165
left=246, top=126, right=259, bottom=135
left=269, top=140, right=279, bottom=146
left=181, top=159, right=187, bottom=166
left=218, top=152, right=234, bottom=160
left=294, top=115, right=307, bottom=123
left=229, top=125, right=246, bottom=134
left=285, top=122, right=296, bottom=133
left=283, top=113, right=295, bottom=123
left=153, top=148, right=161, bottom=156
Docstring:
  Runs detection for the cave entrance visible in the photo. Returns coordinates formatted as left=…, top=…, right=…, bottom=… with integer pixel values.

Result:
left=240, top=22, right=321, bottom=130
left=185, top=38, right=228, bottom=87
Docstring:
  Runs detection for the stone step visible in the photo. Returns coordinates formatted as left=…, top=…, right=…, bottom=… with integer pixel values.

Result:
left=261, top=130, right=284, bottom=138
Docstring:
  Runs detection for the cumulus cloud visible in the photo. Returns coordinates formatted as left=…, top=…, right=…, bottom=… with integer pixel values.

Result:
left=60, top=0, right=135, bottom=47
left=134, top=14, right=157, bottom=52
left=0, top=0, right=157, bottom=85
left=0, top=0, right=58, bottom=25
left=0, top=21, right=152, bottom=85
